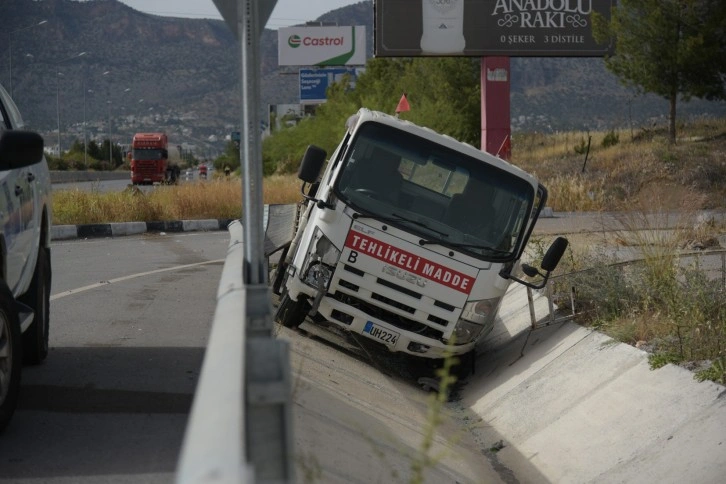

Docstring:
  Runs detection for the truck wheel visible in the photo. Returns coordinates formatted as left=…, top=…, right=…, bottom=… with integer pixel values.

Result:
left=0, top=283, right=22, bottom=433
left=20, top=246, right=51, bottom=365
left=275, top=293, right=308, bottom=328
left=453, top=350, right=476, bottom=380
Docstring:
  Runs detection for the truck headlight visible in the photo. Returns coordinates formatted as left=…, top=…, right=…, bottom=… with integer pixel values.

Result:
left=452, top=319, right=486, bottom=345
left=452, top=297, right=502, bottom=345
left=302, top=229, right=340, bottom=290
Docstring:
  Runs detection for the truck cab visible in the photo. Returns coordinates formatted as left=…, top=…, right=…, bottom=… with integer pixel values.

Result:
left=130, top=132, right=169, bottom=185
left=276, top=109, right=566, bottom=374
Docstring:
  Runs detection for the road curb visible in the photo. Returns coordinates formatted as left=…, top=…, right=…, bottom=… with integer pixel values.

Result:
left=51, top=219, right=237, bottom=241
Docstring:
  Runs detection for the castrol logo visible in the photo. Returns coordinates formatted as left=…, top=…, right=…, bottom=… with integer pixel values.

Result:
left=288, top=35, right=301, bottom=48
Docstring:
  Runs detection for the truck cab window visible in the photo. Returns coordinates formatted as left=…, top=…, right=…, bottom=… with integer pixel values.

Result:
left=335, top=121, right=534, bottom=260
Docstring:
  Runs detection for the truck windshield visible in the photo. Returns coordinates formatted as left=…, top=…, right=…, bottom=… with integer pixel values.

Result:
left=335, top=122, right=535, bottom=261
left=133, top=149, right=164, bottom=161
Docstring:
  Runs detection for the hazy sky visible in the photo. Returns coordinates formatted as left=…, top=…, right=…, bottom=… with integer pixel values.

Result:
left=117, top=0, right=363, bottom=29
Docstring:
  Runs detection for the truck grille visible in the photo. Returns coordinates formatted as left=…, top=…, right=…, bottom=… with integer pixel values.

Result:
left=135, top=161, right=158, bottom=175
left=331, top=264, right=458, bottom=341
left=332, top=291, right=444, bottom=339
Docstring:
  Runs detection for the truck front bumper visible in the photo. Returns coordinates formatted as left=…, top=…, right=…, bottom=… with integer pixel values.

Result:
left=287, top=279, right=473, bottom=359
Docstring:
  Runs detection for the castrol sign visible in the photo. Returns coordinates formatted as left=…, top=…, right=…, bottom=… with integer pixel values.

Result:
left=278, top=26, right=366, bottom=66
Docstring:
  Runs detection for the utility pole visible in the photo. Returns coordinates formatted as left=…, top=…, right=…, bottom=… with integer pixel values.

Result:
left=56, top=51, right=87, bottom=157
left=8, top=20, right=47, bottom=98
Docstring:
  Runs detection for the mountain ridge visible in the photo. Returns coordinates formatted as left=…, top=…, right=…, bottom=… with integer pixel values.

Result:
left=4, top=0, right=724, bottom=155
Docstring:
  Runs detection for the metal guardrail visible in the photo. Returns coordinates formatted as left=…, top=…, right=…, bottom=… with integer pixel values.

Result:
left=50, top=170, right=130, bottom=184
left=177, top=210, right=296, bottom=483
left=176, top=220, right=250, bottom=483
left=532, top=249, right=726, bottom=327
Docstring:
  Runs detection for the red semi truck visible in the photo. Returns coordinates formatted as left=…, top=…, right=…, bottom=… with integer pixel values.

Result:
left=130, top=132, right=179, bottom=185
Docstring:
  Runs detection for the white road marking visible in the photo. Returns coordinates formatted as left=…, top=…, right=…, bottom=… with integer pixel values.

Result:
left=50, top=259, right=225, bottom=301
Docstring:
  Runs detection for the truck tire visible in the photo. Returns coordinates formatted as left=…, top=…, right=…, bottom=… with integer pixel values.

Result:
left=453, top=350, right=476, bottom=381
left=0, top=282, right=22, bottom=433
left=20, top=246, right=51, bottom=365
left=275, top=293, right=308, bottom=328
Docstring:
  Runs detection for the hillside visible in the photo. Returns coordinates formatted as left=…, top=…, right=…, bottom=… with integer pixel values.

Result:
left=4, top=0, right=725, bottom=156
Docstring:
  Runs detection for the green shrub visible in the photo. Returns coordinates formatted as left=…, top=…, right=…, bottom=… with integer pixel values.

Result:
left=573, top=136, right=590, bottom=155
left=602, top=130, right=620, bottom=148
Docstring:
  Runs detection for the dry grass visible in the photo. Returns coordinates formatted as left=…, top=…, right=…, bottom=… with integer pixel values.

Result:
left=511, top=118, right=726, bottom=212
left=52, top=176, right=305, bottom=225
left=560, top=203, right=726, bottom=384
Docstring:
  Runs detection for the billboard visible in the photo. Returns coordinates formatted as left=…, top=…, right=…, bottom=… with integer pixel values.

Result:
left=299, top=67, right=364, bottom=103
left=278, top=26, right=367, bottom=66
left=375, top=0, right=615, bottom=57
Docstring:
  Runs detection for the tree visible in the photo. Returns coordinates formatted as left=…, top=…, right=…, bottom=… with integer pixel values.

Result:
left=593, top=0, right=726, bottom=142
left=214, top=141, right=241, bottom=172
left=98, top=140, right=124, bottom=168
left=87, top=140, right=102, bottom=160
left=261, top=56, right=483, bottom=173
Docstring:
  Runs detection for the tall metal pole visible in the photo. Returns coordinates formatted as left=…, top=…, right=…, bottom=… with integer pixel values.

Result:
left=239, top=0, right=266, bottom=285
left=233, top=1, right=294, bottom=481
left=55, top=51, right=87, bottom=158
left=56, top=71, right=62, bottom=156
left=107, top=100, right=112, bottom=164
left=83, top=79, right=88, bottom=168
left=8, top=20, right=47, bottom=98
left=8, top=35, right=12, bottom=97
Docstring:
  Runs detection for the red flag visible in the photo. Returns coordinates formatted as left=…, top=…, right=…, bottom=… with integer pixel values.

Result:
left=395, top=93, right=410, bottom=114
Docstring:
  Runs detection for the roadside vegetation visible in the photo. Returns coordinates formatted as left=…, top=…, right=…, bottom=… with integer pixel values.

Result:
left=541, top=208, right=726, bottom=386
left=52, top=174, right=299, bottom=225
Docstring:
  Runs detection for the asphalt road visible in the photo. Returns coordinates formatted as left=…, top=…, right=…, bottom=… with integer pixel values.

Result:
left=0, top=231, right=228, bottom=483
left=0, top=230, right=505, bottom=483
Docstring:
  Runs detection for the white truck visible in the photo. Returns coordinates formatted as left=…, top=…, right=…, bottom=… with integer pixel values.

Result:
left=0, top=83, right=53, bottom=432
left=274, top=108, right=566, bottom=377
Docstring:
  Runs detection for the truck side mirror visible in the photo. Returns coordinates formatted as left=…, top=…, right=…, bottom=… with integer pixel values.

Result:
left=541, top=236, right=568, bottom=272
left=298, top=145, right=326, bottom=184
left=0, top=130, right=44, bottom=170
left=500, top=237, right=569, bottom=290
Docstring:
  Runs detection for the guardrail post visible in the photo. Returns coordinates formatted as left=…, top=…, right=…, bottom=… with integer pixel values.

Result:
left=245, top=284, right=294, bottom=482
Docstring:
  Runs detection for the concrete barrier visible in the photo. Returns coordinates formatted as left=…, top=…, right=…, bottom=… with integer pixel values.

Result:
left=50, top=170, right=130, bottom=184
left=464, top=284, right=726, bottom=483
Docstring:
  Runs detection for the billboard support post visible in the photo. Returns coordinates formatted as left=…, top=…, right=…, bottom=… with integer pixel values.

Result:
left=481, top=56, right=511, bottom=160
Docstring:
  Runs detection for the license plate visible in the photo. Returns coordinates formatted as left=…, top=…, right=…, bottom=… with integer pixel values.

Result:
left=363, top=321, right=399, bottom=347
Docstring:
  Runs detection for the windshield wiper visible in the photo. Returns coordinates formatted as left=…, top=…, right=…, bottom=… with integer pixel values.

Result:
left=419, top=238, right=510, bottom=255
left=352, top=212, right=447, bottom=236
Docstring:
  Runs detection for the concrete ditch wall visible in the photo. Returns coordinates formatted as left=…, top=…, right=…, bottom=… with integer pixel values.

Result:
left=464, top=284, right=726, bottom=483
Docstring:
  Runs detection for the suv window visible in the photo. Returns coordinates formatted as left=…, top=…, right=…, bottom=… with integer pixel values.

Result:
left=0, top=99, right=7, bottom=133
left=0, top=85, right=24, bottom=131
